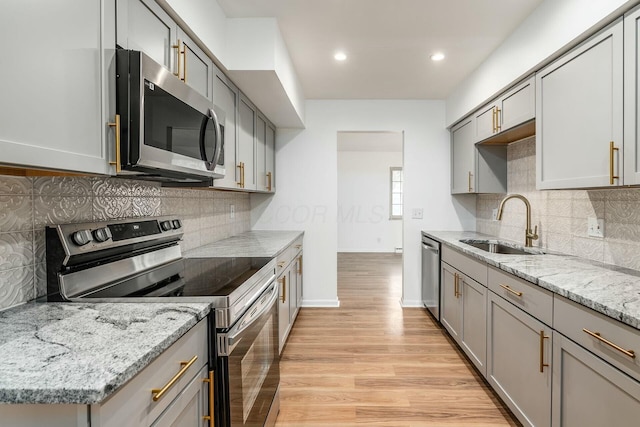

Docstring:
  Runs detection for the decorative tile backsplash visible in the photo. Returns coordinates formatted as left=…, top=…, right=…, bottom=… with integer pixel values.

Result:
left=477, top=136, right=640, bottom=271
left=0, top=176, right=249, bottom=310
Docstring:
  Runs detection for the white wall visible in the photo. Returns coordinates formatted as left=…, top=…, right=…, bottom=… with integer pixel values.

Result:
left=251, top=100, right=476, bottom=308
left=446, top=0, right=636, bottom=126
left=337, top=150, right=403, bottom=252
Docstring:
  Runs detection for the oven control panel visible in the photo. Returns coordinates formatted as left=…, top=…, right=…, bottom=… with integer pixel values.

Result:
left=50, top=216, right=184, bottom=253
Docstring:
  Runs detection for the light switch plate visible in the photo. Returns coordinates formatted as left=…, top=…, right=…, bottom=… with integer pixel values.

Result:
left=412, top=208, right=424, bottom=219
left=230, top=204, right=235, bottom=219
left=587, top=217, right=604, bottom=238
left=492, top=209, right=498, bottom=221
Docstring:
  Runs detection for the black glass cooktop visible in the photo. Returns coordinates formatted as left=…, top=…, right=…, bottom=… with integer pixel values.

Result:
left=177, top=257, right=272, bottom=296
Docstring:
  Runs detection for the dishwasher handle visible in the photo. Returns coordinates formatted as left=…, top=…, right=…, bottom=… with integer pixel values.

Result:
left=422, top=242, right=439, bottom=253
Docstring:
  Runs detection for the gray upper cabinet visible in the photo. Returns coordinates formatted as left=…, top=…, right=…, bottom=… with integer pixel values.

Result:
left=256, top=114, right=268, bottom=192
left=451, top=116, right=476, bottom=194
left=500, top=76, right=535, bottom=132
left=117, top=0, right=212, bottom=101
left=475, top=76, right=535, bottom=144
left=450, top=115, right=507, bottom=195
left=624, top=6, right=640, bottom=185
left=116, top=0, right=177, bottom=71
left=266, top=123, right=276, bottom=193
left=536, top=18, right=623, bottom=189
left=213, top=70, right=239, bottom=190
left=0, top=0, right=115, bottom=175
left=178, top=29, right=213, bottom=102
left=238, top=95, right=257, bottom=191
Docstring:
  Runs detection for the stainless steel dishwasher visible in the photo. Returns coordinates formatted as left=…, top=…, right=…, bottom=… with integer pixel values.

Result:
left=421, top=233, right=441, bottom=321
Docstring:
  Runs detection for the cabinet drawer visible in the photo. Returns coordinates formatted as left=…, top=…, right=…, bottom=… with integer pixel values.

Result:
left=442, top=246, right=487, bottom=285
left=98, top=320, right=208, bottom=427
left=488, top=267, right=553, bottom=325
left=554, top=296, right=640, bottom=382
left=276, top=236, right=303, bottom=275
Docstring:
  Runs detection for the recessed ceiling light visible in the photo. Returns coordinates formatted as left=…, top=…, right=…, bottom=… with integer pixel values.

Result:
left=430, top=52, right=445, bottom=61
left=334, top=52, right=347, bottom=61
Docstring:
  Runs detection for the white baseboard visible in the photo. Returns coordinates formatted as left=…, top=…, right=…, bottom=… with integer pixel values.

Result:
left=301, top=299, right=340, bottom=308
left=400, top=299, right=424, bottom=308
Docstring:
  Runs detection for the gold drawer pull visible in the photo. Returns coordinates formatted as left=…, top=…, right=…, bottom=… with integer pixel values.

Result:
left=279, top=276, right=287, bottom=303
left=583, top=328, right=636, bottom=359
left=610, top=141, right=619, bottom=185
left=500, top=284, right=523, bottom=297
left=277, top=261, right=286, bottom=268
left=151, top=355, right=198, bottom=401
left=202, top=370, right=214, bottom=425
left=539, top=331, right=549, bottom=373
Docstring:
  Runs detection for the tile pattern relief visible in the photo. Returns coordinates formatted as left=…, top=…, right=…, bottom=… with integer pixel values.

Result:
left=0, top=176, right=250, bottom=311
left=476, top=136, right=640, bottom=271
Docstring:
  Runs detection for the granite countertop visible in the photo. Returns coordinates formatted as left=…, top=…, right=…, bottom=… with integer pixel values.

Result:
left=184, top=230, right=303, bottom=258
left=424, top=230, right=640, bottom=331
left=0, top=302, right=210, bottom=404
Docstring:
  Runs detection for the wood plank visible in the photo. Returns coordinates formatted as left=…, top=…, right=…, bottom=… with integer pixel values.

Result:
left=275, top=253, right=521, bottom=426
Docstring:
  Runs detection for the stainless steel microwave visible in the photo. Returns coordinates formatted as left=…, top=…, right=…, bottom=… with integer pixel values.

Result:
left=115, top=49, right=225, bottom=184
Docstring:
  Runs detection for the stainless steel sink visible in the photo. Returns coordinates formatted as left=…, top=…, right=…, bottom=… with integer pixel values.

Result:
left=459, top=239, right=544, bottom=255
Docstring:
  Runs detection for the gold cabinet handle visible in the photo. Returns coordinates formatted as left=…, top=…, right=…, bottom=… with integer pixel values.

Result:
left=492, top=107, right=496, bottom=133
left=279, top=276, right=287, bottom=303
left=151, top=355, right=198, bottom=401
left=266, top=171, right=272, bottom=191
left=108, top=114, right=121, bottom=173
left=583, top=328, right=636, bottom=358
left=202, top=370, right=215, bottom=425
left=500, top=284, right=523, bottom=297
left=539, top=331, right=549, bottom=373
left=467, top=171, right=473, bottom=193
left=237, top=162, right=245, bottom=188
left=610, top=141, right=619, bottom=185
left=277, top=261, right=285, bottom=268
left=172, top=39, right=181, bottom=77
left=294, top=244, right=302, bottom=250
left=495, top=107, right=501, bottom=132
left=297, top=255, right=303, bottom=275
left=453, top=273, right=460, bottom=298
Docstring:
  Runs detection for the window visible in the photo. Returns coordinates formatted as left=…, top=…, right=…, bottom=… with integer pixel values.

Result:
left=390, top=167, right=403, bottom=220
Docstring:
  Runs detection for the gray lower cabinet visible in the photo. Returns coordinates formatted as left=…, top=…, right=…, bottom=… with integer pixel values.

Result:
left=277, top=238, right=303, bottom=353
left=440, top=261, right=487, bottom=376
left=487, top=291, right=552, bottom=427
left=552, top=331, right=640, bottom=427
left=151, top=365, right=210, bottom=427
left=0, top=0, right=115, bottom=175
left=536, top=18, right=623, bottom=189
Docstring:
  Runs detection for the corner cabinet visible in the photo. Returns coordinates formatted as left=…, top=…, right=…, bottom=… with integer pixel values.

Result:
left=237, top=95, right=257, bottom=191
left=624, top=5, right=640, bottom=185
left=450, top=116, right=507, bottom=195
left=536, top=18, right=623, bottom=189
left=256, top=114, right=276, bottom=193
left=212, top=69, right=240, bottom=189
left=0, top=0, right=116, bottom=175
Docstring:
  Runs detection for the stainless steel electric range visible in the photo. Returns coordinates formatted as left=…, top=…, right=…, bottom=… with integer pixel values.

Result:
left=46, top=216, right=279, bottom=427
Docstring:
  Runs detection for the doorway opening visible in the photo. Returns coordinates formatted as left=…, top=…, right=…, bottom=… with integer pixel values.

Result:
left=336, top=131, right=404, bottom=299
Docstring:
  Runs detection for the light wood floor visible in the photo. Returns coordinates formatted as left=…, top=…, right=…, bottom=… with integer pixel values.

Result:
left=275, top=252, right=520, bottom=427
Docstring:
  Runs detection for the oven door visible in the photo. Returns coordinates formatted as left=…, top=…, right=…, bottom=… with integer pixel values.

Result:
left=217, top=280, right=279, bottom=427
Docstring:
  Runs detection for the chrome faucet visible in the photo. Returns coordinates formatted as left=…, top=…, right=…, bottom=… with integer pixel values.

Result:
left=496, top=194, right=539, bottom=247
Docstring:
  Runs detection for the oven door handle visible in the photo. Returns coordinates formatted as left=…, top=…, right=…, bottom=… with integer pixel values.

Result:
left=219, top=280, right=278, bottom=356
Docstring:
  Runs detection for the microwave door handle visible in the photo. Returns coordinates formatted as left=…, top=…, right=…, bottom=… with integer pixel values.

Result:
left=209, top=108, right=222, bottom=168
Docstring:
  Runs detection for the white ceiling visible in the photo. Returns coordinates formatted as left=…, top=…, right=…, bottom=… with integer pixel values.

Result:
left=337, top=131, right=403, bottom=152
left=217, top=0, right=544, bottom=100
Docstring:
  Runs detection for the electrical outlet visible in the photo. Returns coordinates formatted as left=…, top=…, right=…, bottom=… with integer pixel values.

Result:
left=587, top=217, right=604, bottom=238
left=230, top=204, right=235, bottom=219
left=412, top=208, right=424, bottom=219
left=492, top=209, right=498, bottom=221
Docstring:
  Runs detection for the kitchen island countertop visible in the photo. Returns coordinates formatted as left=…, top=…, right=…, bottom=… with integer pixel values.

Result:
left=424, top=230, right=640, bottom=331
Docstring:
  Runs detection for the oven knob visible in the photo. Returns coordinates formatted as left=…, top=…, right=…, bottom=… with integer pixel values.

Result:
left=93, top=227, right=112, bottom=243
left=172, top=219, right=182, bottom=229
left=160, top=220, right=173, bottom=231
left=71, top=230, right=93, bottom=246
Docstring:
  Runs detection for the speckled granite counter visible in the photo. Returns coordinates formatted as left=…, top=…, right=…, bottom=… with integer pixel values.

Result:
left=184, top=230, right=303, bottom=258
left=424, top=230, right=640, bottom=331
left=0, top=302, right=210, bottom=404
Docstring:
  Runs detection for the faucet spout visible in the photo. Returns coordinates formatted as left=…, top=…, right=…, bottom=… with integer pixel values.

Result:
left=496, top=194, right=538, bottom=247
